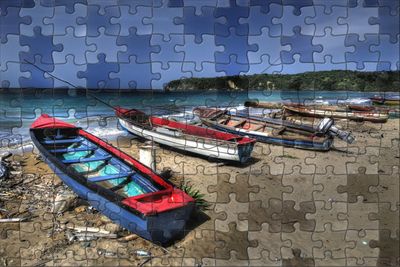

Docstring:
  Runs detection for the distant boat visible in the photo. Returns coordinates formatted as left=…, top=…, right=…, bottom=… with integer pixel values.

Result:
left=30, top=114, right=194, bottom=244
left=283, top=105, right=389, bottom=123
left=194, top=107, right=334, bottom=151
left=370, top=95, right=400, bottom=105
left=115, top=107, right=255, bottom=163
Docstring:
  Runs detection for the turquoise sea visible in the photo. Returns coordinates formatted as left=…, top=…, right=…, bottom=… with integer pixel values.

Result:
left=0, top=89, right=396, bottom=152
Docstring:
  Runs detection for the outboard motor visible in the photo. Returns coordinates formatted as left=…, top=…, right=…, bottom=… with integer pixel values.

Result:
left=317, top=118, right=355, bottom=144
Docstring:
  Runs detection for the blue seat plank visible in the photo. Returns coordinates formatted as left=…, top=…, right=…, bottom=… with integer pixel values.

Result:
left=62, top=155, right=112, bottom=164
left=88, top=172, right=133, bottom=183
left=42, top=137, right=82, bottom=145
left=49, top=145, right=97, bottom=153
left=131, top=173, right=158, bottom=192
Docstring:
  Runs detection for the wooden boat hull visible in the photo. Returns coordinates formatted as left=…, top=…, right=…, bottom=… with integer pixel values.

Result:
left=30, top=115, right=194, bottom=245
left=201, top=119, right=333, bottom=151
left=43, top=157, right=193, bottom=243
left=194, top=108, right=333, bottom=151
left=284, top=105, right=388, bottom=123
left=116, top=108, right=255, bottom=163
left=118, top=118, right=253, bottom=162
left=370, top=96, right=400, bottom=106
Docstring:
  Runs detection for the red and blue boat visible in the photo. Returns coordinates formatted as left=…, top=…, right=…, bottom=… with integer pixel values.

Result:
left=30, top=114, right=194, bottom=245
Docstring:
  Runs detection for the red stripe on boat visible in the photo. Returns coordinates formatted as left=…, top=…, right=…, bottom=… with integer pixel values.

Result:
left=115, top=107, right=255, bottom=145
left=31, top=114, right=75, bottom=129
left=121, top=188, right=194, bottom=215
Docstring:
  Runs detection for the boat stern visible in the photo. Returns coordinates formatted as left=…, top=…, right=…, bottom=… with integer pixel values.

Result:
left=146, top=201, right=195, bottom=244
left=237, top=140, right=255, bottom=163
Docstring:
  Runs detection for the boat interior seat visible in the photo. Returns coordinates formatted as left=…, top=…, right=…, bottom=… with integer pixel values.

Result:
left=88, top=172, right=134, bottom=183
left=49, top=145, right=97, bottom=153
left=42, top=137, right=83, bottom=145
left=109, top=178, right=131, bottom=191
left=272, top=126, right=287, bottom=136
left=62, top=155, right=112, bottom=164
left=218, top=118, right=229, bottom=125
left=252, top=124, right=266, bottom=131
left=230, top=119, right=247, bottom=127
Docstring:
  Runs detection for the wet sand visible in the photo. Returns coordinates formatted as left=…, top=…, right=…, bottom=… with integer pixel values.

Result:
left=0, top=118, right=399, bottom=266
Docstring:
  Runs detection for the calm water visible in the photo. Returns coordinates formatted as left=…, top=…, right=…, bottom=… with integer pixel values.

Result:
left=0, top=89, right=394, bottom=151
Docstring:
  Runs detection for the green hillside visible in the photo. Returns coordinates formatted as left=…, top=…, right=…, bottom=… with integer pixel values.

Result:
left=165, top=70, right=400, bottom=91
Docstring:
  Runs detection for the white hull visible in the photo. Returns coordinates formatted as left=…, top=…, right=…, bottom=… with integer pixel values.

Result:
left=118, top=119, right=245, bottom=162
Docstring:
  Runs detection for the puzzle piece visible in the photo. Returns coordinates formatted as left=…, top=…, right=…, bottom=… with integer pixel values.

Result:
left=272, top=5, right=316, bottom=36
left=338, top=0, right=379, bottom=39
left=77, top=53, right=119, bottom=88
left=76, top=5, right=120, bottom=37
left=281, top=26, right=322, bottom=64
left=19, top=26, right=63, bottom=64
left=0, top=7, right=32, bottom=44
left=207, top=172, right=259, bottom=203
left=345, top=33, right=380, bottom=70
left=52, top=27, right=96, bottom=65
left=19, top=2, right=54, bottom=37
left=214, top=1, right=249, bottom=36
left=142, top=5, right=184, bottom=41
left=43, top=3, right=87, bottom=36
left=345, top=229, right=379, bottom=266
left=174, top=6, right=218, bottom=43
left=369, top=6, right=400, bottom=43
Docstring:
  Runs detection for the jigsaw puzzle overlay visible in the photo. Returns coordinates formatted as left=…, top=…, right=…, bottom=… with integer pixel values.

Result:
left=0, top=0, right=400, bottom=266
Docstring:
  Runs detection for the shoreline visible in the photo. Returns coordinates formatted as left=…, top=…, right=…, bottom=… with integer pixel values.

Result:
left=2, top=87, right=400, bottom=94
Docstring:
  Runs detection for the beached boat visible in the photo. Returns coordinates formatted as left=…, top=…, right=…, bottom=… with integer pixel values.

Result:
left=194, top=107, right=334, bottom=151
left=246, top=100, right=381, bottom=113
left=283, top=105, right=389, bottom=123
left=370, top=95, right=400, bottom=105
left=30, top=114, right=194, bottom=244
left=115, top=107, right=255, bottom=163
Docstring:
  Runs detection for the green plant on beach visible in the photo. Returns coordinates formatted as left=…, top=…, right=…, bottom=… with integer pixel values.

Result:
left=179, top=182, right=210, bottom=211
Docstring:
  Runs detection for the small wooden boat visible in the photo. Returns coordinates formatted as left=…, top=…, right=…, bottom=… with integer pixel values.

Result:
left=115, top=107, right=255, bottom=163
left=283, top=105, right=389, bottom=123
left=370, top=95, right=400, bottom=105
left=194, top=107, right=334, bottom=151
left=246, top=100, right=381, bottom=113
left=30, top=114, right=194, bottom=244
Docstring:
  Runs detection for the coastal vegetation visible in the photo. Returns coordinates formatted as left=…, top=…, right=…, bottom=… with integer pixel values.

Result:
left=165, top=70, right=400, bottom=91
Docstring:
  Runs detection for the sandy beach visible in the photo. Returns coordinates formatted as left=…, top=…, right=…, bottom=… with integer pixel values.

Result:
left=0, top=118, right=399, bottom=266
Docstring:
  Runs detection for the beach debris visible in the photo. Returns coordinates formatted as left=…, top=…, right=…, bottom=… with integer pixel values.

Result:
left=51, top=189, right=78, bottom=214
left=0, top=161, right=8, bottom=180
left=159, top=167, right=173, bottom=180
left=87, top=206, right=97, bottom=214
left=0, top=217, right=28, bottom=223
left=134, top=250, right=152, bottom=257
left=63, top=225, right=118, bottom=242
left=74, top=205, right=86, bottom=213
left=0, top=152, right=12, bottom=161
left=97, top=249, right=117, bottom=257
left=118, top=233, right=140, bottom=242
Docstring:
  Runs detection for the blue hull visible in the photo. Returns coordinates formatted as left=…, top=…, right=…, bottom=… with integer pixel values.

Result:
left=209, top=124, right=332, bottom=151
left=44, top=157, right=193, bottom=244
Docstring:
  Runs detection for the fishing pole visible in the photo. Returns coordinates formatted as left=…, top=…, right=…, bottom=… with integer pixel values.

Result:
left=22, top=59, right=118, bottom=112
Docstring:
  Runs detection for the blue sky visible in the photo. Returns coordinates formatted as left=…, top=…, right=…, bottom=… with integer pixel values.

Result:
left=0, top=0, right=399, bottom=89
